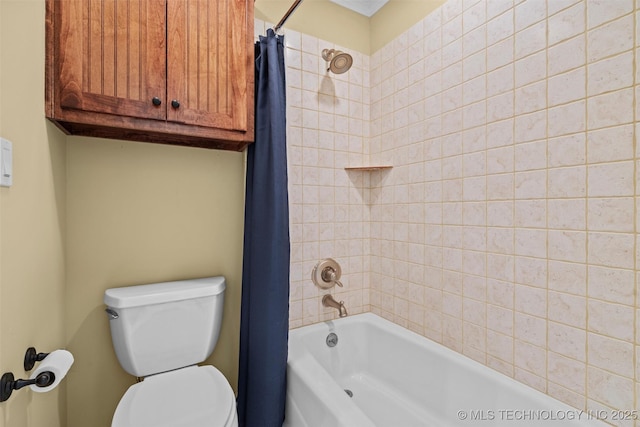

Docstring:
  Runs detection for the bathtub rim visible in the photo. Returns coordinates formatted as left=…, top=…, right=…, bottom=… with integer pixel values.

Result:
left=287, top=312, right=606, bottom=427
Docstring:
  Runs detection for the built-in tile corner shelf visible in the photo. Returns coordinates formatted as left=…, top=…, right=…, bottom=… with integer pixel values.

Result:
left=344, top=165, right=393, bottom=171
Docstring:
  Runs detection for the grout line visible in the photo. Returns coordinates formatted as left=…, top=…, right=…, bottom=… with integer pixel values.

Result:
left=511, top=0, right=517, bottom=381
left=633, top=1, right=638, bottom=420
left=583, top=0, right=590, bottom=411
left=482, top=0, right=489, bottom=368
left=543, top=0, right=550, bottom=398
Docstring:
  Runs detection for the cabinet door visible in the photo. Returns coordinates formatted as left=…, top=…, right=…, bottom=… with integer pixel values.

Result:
left=167, top=0, right=249, bottom=131
left=54, top=0, right=167, bottom=120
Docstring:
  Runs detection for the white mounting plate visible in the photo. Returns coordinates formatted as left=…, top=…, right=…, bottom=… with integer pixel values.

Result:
left=0, top=138, right=13, bottom=187
left=311, top=258, right=342, bottom=289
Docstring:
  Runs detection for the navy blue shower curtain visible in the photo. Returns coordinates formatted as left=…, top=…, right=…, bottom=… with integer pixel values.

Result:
left=237, top=29, right=290, bottom=427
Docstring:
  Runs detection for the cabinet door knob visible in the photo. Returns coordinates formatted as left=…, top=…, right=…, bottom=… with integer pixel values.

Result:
left=151, top=97, right=162, bottom=106
left=171, top=100, right=180, bottom=109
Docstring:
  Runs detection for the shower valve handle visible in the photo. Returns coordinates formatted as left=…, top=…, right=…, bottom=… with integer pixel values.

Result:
left=321, top=266, right=343, bottom=287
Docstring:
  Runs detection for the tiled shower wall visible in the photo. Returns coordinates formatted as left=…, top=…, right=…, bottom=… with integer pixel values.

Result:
left=253, top=20, right=373, bottom=327
left=369, top=0, right=639, bottom=418
left=261, top=0, right=640, bottom=419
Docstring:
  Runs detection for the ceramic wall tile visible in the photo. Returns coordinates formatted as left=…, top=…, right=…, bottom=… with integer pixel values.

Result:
left=280, top=0, right=640, bottom=414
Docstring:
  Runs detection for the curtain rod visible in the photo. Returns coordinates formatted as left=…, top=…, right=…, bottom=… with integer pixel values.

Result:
left=274, top=0, right=303, bottom=32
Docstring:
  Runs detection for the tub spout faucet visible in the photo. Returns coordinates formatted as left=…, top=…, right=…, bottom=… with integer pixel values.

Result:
left=322, top=294, right=348, bottom=317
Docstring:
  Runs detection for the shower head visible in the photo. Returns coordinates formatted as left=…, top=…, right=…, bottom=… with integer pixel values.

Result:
left=322, top=49, right=353, bottom=74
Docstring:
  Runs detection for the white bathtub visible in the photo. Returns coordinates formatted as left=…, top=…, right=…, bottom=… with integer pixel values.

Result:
left=284, top=313, right=606, bottom=427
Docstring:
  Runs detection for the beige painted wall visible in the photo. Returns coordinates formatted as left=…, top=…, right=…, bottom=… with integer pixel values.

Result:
left=255, top=0, right=371, bottom=53
left=65, top=138, right=245, bottom=427
left=255, top=0, right=444, bottom=54
left=0, top=1, right=68, bottom=426
left=1, top=1, right=247, bottom=427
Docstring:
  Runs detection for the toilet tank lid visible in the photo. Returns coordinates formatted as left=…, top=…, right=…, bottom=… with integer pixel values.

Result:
left=104, top=276, right=226, bottom=309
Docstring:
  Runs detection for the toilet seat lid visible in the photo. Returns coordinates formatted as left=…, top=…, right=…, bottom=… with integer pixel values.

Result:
left=112, top=365, right=235, bottom=427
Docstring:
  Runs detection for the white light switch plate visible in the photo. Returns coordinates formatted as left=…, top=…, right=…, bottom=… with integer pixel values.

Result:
left=0, top=138, right=13, bottom=187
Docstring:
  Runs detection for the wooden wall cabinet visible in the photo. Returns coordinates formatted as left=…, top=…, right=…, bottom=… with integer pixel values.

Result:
left=45, top=0, right=254, bottom=151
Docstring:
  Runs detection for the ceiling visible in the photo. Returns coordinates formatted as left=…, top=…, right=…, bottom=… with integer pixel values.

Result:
left=329, top=0, right=389, bottom=17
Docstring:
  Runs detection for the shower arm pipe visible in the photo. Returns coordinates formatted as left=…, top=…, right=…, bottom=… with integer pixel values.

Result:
left=273, top=0, right=303, bottom=32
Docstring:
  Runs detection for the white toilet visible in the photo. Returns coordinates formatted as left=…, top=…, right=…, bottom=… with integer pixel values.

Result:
left=104, top=276, right=238, bottom=427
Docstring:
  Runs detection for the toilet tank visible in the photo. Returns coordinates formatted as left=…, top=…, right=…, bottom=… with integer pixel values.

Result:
left=104, top=277, right=226, bottom=378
